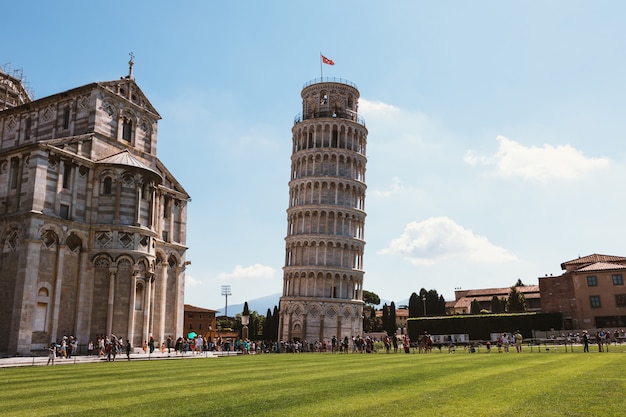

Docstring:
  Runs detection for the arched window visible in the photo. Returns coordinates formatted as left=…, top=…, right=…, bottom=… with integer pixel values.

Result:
left=35, top=287, right=50, bottom=332
left=122, top=117, right=132, bottom=142
left=102, top=177, right=112, bottom=195
left=135, top=282, right=144, bottom=310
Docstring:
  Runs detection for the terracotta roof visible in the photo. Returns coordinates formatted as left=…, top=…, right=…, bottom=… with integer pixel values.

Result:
left=460, top=285, right=539, bottom=298
left=184, top=304, right=218, bottom=313
left=561, top=254, right=626, bottom=270
left=455, top=292, right=540, bottom=308
left=576, top=262, right=626, bottom=272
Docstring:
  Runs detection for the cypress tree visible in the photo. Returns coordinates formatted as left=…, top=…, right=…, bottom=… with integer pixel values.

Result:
left=408, top=292, right=420, bottom=318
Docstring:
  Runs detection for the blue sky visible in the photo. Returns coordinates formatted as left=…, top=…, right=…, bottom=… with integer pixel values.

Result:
left=5, top=1, right=626, bottom=311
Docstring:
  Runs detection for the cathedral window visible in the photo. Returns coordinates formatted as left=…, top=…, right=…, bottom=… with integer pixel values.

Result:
left=63, top=106, right=70, bottom=129
left=24, top=117, right=32, bottom=140
left=9, top=158, right=19, bottom=190
left=59, top=204, right=70, bottom=219
left=62, top=163, right=72, bottom=189
left=122, top=117, right=132, bottom=142
left=35, top=287, right=51, bottom=332
left=102, top=177, right=112, bottom=194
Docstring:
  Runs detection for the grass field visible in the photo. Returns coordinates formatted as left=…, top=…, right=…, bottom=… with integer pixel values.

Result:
left=1, top=350, right=625, bottom=417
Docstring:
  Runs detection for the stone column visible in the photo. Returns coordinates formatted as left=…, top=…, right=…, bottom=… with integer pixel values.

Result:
left=143, top=275, right=152, bottom=345
left=73, top=246, right=89, bottom=341
left=134, top=177, right=142, bottom=226
left=9, top=238, right=41, bottom=354
left=127, top=268, right=138, bottom=346
left=158, top=264, right=166, bottom=345
left=107, top=264, right=117, bottom=337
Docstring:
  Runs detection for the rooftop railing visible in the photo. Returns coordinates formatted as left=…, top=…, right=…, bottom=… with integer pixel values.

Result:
left=302, top=77, right=358, bottom=90
left=293, top=110, right=366, bottom=127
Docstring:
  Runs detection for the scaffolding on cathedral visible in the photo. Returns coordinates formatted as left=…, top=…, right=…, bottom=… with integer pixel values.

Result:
left=0, top=63, right=33, bottom=110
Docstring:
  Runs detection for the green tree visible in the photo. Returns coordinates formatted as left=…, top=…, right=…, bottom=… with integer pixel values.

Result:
left=381, top=303, right=389, bottom=334
left=263, top=308, right=272, bottom=340
left=507, top=286, right=527, bottom=312
left=271, top=305, right=280, bottom=340
left=408, top=292, right=420, bottom=318
left=470, top=299, right=481, bottom=314
left=515, top=278, right=525, bottom=287
left=362, top=290, right=381, bottom=332
left=363, top=290, right=381, bottom=306
left=491, top=295, right=503, bottom=313
left=388, top=302, right=397, bottom=335
left=416, top=288, right=447, bottom=316
left=438, top=295, right=446, bottom=315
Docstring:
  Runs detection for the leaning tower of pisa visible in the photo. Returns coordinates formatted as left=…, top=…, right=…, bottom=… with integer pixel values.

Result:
left=278, top=78, right=367, bottom=345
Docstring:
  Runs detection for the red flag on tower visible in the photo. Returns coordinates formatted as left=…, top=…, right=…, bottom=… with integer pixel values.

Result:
left=321, top=55, right=335, bottom=65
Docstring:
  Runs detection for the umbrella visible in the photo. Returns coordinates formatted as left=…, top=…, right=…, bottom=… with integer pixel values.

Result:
left=187, top=332, right=197, bottom=339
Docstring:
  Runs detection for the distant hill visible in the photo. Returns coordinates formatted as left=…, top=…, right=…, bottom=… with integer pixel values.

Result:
left=214, top=294, right=409, bottom=316
left=214, top=293, right=281, bottom=316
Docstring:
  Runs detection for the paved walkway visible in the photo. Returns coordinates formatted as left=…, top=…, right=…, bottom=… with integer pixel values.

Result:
left=0, top=350, right=240, bottom=368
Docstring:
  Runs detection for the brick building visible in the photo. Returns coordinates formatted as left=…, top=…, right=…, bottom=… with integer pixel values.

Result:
left=184, top=304, right=217, bottom=339
left=540, top=254, right=626, bottom=329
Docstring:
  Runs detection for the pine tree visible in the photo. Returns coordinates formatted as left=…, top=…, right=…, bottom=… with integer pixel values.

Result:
left=491, top=295, right=502, bottom=313
left=263, top=308, right=272, bottom=340
left=389, top=302, right=397, bottom=335
left=507, top=287, right=527, bottom=312
left=382, top=303, right=389, bottom=334
left=408, top=292, right=420, bottom=318
left=470, top=299, right=481, bottom=314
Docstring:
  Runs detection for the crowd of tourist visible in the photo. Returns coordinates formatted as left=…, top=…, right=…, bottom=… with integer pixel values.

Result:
left=44, top=327, right=626, bottom=365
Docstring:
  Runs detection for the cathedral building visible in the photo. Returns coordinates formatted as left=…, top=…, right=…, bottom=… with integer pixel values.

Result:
left=0, top=61, right=189, bottom=355
left=279, top=78, right=367, bottom=343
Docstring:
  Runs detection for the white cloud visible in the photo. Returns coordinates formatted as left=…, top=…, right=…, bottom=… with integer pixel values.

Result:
left=465, top=136, right=610, bottom=182
left=369, top=176, right=405, bottom=198
left=185, top=275, right=202, bottom=287
left=359, top=98, right=399, bottom=115
left=360, top=98, right=439, bottom=147
left=379, top=216, right=518, bottom=265
left=217, top=264, right=276, bottom=280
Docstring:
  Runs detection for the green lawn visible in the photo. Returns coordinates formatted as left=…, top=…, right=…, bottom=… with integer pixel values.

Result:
left=1, top=350, right=625, bottom=416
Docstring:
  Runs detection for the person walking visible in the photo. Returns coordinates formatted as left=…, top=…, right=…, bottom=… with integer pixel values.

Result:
left=582, top=330, right=590, bottom=352
left=47, top=343, right=56, bottom=365
left=514, top=330, right=523, bottom=353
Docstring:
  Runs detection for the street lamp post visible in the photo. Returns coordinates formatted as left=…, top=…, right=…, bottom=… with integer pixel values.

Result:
left=242, top=301, right=250, bottom=341
left=422, top=295, right=427, bottom=316
left=221, top=285, right=231, bottom=317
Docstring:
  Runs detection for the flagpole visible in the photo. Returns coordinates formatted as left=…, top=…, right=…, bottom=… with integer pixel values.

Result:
left=320, top=52, right=323, bottom=78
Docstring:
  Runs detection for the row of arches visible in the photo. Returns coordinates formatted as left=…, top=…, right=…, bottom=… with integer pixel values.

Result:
left=95, top=168, right=185, bottom=244
left=284, top=239, right=365, bottom=270
left=290, top=151, right=366, bottom=181
left=283, top=301, right=362, bottom=320
left=286, top=209, right=365, bottom=239
left=292, top=122, right=366, bottom=155
left=288, top=180, right=365, bottom=210
left=282, top=270, right=363, bottom=300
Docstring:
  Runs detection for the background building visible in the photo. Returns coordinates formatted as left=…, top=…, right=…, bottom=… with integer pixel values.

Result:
left=449, top=285, right=541, bottom=315
left=0, top=62, right=189, bottom=355
left=279, top=78, right=367, bottom=343
left=540, top=254, right=626, bottom=329
left=184, top=304, right=217, bottom=342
